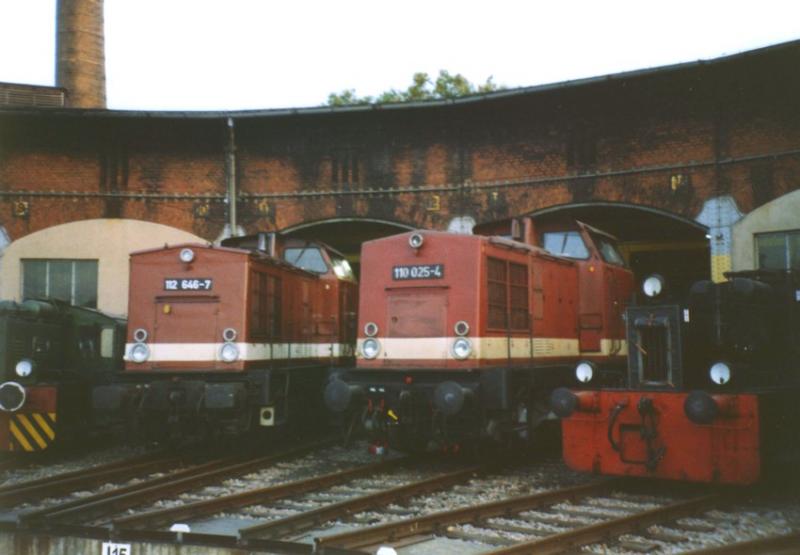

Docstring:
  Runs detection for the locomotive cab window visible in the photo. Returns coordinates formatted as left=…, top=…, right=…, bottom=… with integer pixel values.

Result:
left=283, top=247, right=329, bottom=274
left=592, top=234, right=627, bottom=266
left=542, top=231, right=589, bottom=259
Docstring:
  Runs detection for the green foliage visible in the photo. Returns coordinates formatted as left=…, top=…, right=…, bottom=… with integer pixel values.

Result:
left=326, top=70, right=504, bottom=106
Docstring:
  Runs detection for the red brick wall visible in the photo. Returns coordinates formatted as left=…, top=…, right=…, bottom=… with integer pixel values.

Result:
left=1, top=43, right=799, bottom=242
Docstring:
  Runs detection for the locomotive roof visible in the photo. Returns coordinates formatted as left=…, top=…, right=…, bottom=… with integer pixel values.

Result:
left=129, top=242, right=320, bottom=277
left=0, top=298, right=125, bottom=324
left=129, top=242, right=242, bottom=256
left=367, top=228, right=557, bottom=257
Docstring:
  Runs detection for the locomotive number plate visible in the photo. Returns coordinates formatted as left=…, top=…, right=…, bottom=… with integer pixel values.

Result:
left=164, top=278, right=213, bottom=291
left=392, top=264, right=444, bottom=280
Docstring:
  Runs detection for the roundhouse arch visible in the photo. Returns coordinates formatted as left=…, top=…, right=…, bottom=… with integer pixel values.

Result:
left=527, top=202, right=711, bottom=291
left=0, top=219, right=205, bottom=316
left=280, top=217, right=415, bottom=277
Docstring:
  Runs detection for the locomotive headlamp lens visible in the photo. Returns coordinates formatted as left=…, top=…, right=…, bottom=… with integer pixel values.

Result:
left=179, top=248, right=195, bottom=263
left=642, top=274, right=665, bottom=298
left=408, top=233, right=424, bottom=249
left=575, top=361, right=594, bottom=383
left=364, top=322, right=379, bottom=337
left=130, top=343, right=150, bottom=363
left=452, top=337, right=472, bottom=360
left=220, top=342, right=239, bottom=362
left=454, top=321, right=470, bottom=336
left=222, top=328, right=237, bottom=342
left=709, top=362, right=731, bottom=385
left=133, top=328, right=148, bottom=342
left=0, top=382, right=26, bottom=412
left=362, top=338, right=380, bottom=359
left=15, top=359, right=33, bottom=378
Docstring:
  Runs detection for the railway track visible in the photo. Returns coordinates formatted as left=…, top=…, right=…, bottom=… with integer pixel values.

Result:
left=2, top=444, right=799, bottom=554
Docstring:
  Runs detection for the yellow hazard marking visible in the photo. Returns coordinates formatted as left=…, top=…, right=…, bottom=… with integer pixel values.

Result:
left=387, top=409, right=399, bottom=421
left=32, top=413, right=55, bottom=441
left=17, top=414, right=47, bottom=450
left=9, top=420, right=34, bottom=452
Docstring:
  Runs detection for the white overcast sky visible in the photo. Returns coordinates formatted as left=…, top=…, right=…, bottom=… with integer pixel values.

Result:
left=1, top=0, right=799, bottom=111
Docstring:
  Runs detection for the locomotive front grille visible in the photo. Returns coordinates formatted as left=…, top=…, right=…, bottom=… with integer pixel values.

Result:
left=627, top=307, right=682, bottom=389
left=638, top=323, right=669, bottom=383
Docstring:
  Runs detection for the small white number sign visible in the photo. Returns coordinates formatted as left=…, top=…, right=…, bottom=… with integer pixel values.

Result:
left=102, top=542, right=131, bottom=555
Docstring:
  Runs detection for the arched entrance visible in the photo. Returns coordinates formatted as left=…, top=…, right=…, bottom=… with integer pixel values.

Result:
left=281, top=218, right=414, bottom=277
left=530, top=203, right=711, bottom=292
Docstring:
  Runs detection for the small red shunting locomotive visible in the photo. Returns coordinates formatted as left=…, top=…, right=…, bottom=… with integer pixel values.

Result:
left=552, top=270, right=800, bottom=484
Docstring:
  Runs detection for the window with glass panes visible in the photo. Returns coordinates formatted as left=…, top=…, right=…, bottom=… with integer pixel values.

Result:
left=755, top=230, right=800, bottom=270
left=22, top=259, right=98, bottom=308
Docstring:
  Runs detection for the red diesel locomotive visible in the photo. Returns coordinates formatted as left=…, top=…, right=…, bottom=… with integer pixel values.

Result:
left=325, top=218, right=634, bottom=449
left=93, top=235, right=357, bottom=441
left=552, top=270, right=800, bottom=484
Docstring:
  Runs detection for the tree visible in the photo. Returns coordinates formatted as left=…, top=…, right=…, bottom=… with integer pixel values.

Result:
left=326, top=70, right=504, bottom=106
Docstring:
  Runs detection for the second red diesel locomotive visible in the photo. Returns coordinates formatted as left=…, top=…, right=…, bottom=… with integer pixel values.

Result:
left=325, top=218, right=634, bottom=449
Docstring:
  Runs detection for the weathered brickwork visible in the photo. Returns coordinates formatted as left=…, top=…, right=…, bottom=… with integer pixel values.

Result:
left=56, top=0, right=106, bottom=108
left=1, top=42, right=799, bottom=242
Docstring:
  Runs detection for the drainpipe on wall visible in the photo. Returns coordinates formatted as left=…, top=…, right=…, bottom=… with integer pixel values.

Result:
left=217, top=117, right=243, bottom=242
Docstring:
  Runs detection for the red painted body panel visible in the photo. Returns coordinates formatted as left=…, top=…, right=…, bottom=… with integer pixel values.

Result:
left=561, top=391, right=761, bottom=484
left=125, top=243, right=356, bottom=373
left=356, top=227, right=632, bottom=370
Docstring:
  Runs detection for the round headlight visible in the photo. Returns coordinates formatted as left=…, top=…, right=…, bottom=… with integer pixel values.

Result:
left=362, top=338, right=380, bottom=359
left=454, top=321, right=470, bottom=336
left=222, top=328, right=237, bottom=342
left=575, top=361, right=594, bottom=383
left=130, top=343, right=150, bottom=363
left=364, top=322, right=379, bottom=337
left=452, top=337, right=472, bottom=360
left=133, top=328, right=148, bottom=342
left=408, top=233, right=424, bottom=249
left=709, top=362, right=731, bottom=385
left=0, top=382, right=26, bottom=412
left=220, top=342, right=240, bottom=363
left=15, top=359, right=34, bottom=378
left=642, top=274, right=665, bottom=298
left=179, top=248, right=195, bottom=263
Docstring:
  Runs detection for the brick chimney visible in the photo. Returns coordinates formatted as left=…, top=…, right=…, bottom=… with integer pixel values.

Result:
left=56, top=0, right=106, bottom=108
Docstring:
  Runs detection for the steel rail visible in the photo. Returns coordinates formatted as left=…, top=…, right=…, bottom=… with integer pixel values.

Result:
left=239, top=464, right=486, bottom=540
left=0, top=454, right=186, bottom=507
left=681, top=531, right=800, bottom=555
left=0, top=449, right=171, bottom=493
left=314, top=479, right=619, bottom=550
left=111, top=455, right=415, bottom=531
left=21, top=438, right=335, bottom=525
left=17, top=452, right=248, bottom=523
left=487, top=493, right=723, bottom=555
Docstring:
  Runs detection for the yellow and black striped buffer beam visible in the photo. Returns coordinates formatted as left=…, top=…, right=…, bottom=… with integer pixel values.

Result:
left=8, top=413, right=57, bottom=452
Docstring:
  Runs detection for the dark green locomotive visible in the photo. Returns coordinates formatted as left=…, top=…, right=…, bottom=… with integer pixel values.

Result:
left=0, top=299, right=126, bottom=452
